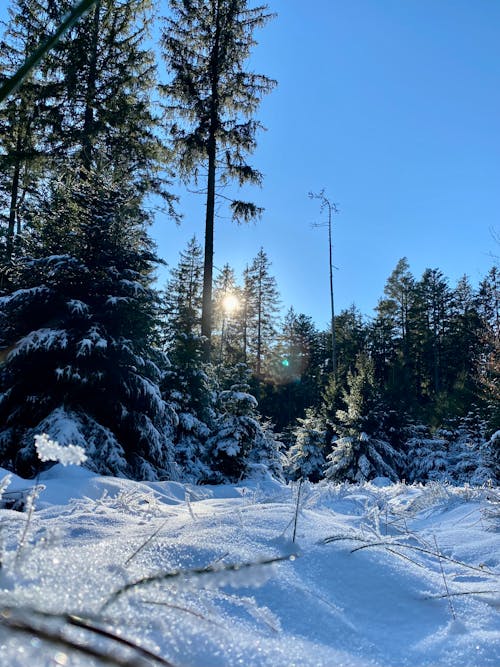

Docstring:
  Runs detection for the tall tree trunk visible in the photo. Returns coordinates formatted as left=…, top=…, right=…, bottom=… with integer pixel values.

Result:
left=201, top=135, right=216, bottom=361
left=201, top=0, right=221, bottom=362
left=81, top=1, right=100, bottom=171
left=256, top=269, right=262, bottom=376
left=6, top=154, right=21, bottom=262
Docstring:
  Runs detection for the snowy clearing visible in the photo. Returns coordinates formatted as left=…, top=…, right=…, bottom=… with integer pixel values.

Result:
left=0, top=466, right=499, bottom=666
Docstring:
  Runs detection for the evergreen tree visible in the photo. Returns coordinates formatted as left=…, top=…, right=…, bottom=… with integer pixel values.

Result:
left=160, top=0, right=276, bottom=358
left=212, top=263, right=244, bottom=370
left=325, top=354, right=403, bottom=483
left=443, top=410, right=494, bottom=485
left=285, top=408, right=327, bottom=482
left=0, top=169, right=176, bottom=479
left=159, top=237, right=213, bottom=478
left=243, top=247, right=280, bottom=379
left=0, top=0, right=54, bottom=270
left=261, top=309, right=323, bottom=431
left=410, top=268, right=452, bottom=415
left=476, top=266, right=500, bottom=430
left=45, top=0, right=171, bottom=200
left=404, top=424, right=449, bottom=483
left=206, top=363, right=279, bottom=481
left=371, top=258, right=415, bottom=412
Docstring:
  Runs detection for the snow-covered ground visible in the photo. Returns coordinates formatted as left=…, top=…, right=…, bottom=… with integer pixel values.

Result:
left=0, top=465, right=499, bottom=666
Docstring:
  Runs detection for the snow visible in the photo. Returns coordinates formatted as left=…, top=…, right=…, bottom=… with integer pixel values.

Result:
left=0, top=467, right=499, bottom=666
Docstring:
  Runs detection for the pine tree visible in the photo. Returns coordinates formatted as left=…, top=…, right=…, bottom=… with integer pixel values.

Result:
left=260, top=309, right=323, bottom=431
left=46, top=0, right=170, bottom=199
left=444, top=410, right=494, bottom=485
left=285, top=408, right=327, bottom=482
left=0, top=169, right=176, bottom=479
left=325, top=354, right=403, bottom=483
left=212, top=263, right=244, bottom=370
left=410, top=268, right=452, bottom=414
left=243, top=247, right=280, bottom=379
left=160, top=0, right=276, bottom=358
left=159, top=237, right=213, bottom=479
left=371, top=258, right=415, bottom=411
left=476, top=266, right=500, bottom=430
left=0, top=0, right=54, bottom=271
left=207, top=363, right=274, bottom=481
left=404, top=424, right=449, bottom=483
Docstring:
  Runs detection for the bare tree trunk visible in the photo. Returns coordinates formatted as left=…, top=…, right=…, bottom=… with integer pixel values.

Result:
left=201, top=0, right=221, bottom=362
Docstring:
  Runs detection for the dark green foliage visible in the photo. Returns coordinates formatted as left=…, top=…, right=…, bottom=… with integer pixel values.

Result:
left=0, top=170, right=176, bottom=479
left=159, top=237, right=213, bottom=479
left=242, top=247, right=280, bottom=379
left=259, top=309, right=325, bottom=431
left=160, top=0, right=276, bottom=355
left=0, top=0, right=53, bottom=269
left=47, top=0, right=172, bottom=199
left=285, top=408, right=327, bottom=482
left=325, top=354, right=404, bottom=483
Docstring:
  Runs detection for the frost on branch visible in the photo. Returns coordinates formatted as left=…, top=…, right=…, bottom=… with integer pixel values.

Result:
left=34, top=433, right=87, bottom=466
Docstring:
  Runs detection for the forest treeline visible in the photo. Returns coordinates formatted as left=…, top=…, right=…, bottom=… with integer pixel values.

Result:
left=0, top=0, right=498, bottom=485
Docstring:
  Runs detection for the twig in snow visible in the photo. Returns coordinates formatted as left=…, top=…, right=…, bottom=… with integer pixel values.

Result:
left=292, top=479, right=303, bottom=543
left=102, top=552, right=299, bottom=613
left=422, top=589, right=500, bottom=600
left=433, top=535, right=456, bottom=620
left=124, top=518, right=170, bottom=566
left=0, top=605, right=175, bottom=667
left=348, top=540, right=497, bottom=576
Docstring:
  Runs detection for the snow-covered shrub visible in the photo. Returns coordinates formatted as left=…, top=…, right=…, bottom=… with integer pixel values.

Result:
left=483, top=430, right=500, bottom=483
left=404, top=415, right=497, bottom=486
left=405, top=424, right=449, bottom=483
left=207, top=369, right=282, bottom=482
left=325, top=432, right=402, bottom=483
left=285, top=408, right=327, bottom=482
left=438, top=410, right=494, bottom=485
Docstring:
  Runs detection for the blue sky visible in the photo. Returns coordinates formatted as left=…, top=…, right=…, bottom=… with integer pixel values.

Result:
left=2, top=1, right=499, bottom=328
left=156, top=0, right=499, bottom=327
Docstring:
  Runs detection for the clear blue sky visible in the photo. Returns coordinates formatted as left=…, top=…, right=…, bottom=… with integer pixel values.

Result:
left=2, top=1, right=499, bottom=328
left=156, top=0, right=500, bottom=328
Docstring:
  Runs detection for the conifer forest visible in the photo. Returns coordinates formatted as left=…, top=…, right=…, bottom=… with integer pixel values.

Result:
left=0, top=0, right=498, bottom=488
left=0, top=3, right=500, bottom=666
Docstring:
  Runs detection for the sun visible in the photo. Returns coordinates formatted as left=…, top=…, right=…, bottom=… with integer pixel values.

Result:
left=222, top=293, right=239, bottom=314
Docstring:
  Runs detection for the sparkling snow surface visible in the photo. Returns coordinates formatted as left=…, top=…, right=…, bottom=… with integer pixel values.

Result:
left=0, top=466, right=499, bottom=666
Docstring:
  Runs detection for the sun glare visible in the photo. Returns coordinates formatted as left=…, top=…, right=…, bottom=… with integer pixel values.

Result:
left=222, top=293, right=239, bottom=314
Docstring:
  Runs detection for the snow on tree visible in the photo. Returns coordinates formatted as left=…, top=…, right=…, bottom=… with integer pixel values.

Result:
left=404, top=424, right=449, bottom=483
left=325, top=354, right=404, bottom=483
left=285, top=408, right=327, bottom=482
left=158, top=237, right=214, bottom=481
left=0, top=170, right=177, bottom=479
left=442, top=411, right=497, bottom=485
left=484, top=430, right=500, bottom=482
left=206, top=364, right=281, bottom=481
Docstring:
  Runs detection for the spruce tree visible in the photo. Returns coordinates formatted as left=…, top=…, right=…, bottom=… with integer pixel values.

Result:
left=0, top=169, right=176, bottom=479
left=285, top=408, right=327, bottom=482
left=212, top=263, right=243, bottom=370
left=160, top=237, right=213, bottom=479
left=206, top=363, right=280, bottom=481
left=476, top=266, right=500, bottom=430
left=325, top=354, right=404, bottom=483
left=0, top=0, right=53, bottom=270
left=160, top=0, right=276, bottom=358
left=243, top=247, right=280, bottom=379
